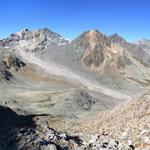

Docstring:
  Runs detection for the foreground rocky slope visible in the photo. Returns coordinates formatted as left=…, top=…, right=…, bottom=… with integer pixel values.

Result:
left=1, top=87, right=149, bottom=150
left=0, top=106, right=135, bottom=150
left=56, top=87, right=150, bottom=149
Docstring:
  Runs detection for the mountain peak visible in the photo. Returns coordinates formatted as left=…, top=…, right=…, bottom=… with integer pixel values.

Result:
left=107, top=33, right=126, bottom=44
left=88, top=29, right=101, bottom=34
left=0, top=28, right=69, bottom=48
left=87, top=29, right=104, bottom=38
left=35, top=28, right=69, bottom=45
left=73, top=29, right=106, bottom=47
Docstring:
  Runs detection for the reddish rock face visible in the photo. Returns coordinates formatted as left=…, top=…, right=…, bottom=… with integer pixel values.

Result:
left=73, top=30, right=131, bottom=76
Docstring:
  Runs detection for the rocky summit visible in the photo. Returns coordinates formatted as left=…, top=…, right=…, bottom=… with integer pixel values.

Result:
left=0, top=28, right=150, bottom=150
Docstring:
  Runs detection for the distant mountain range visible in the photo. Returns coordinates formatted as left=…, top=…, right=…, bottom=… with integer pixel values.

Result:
left=0, top=28, right=150, bottom=85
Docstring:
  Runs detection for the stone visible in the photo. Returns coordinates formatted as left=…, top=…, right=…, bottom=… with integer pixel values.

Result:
left=59, top=133, right=67, bottom=139
left=140, top=129, right=150, bottom=144
left=40, top=144, right=57, bottom=150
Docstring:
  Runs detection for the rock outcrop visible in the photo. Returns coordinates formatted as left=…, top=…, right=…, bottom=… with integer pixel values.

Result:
left=0, top=54, right=25, bottom=81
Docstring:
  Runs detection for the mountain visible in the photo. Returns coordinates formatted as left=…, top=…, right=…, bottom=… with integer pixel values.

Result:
left=0, top=28, right=149, bottom=149
left=0, top=28, right=69, bottom=47
left=0, top=28, right=149, bottom=111
left=73, top=30, right=150, bottom=81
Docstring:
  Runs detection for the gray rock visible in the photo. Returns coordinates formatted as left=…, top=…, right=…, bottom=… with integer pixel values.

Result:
left=40, top=144, right=57, bottom=150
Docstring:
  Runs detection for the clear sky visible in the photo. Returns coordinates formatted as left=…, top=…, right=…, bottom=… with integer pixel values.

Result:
left=0, top=0, right=150, bottom=41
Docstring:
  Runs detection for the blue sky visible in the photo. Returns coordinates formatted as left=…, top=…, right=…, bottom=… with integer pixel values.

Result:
left=0, top=0, right=150, bottom=41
